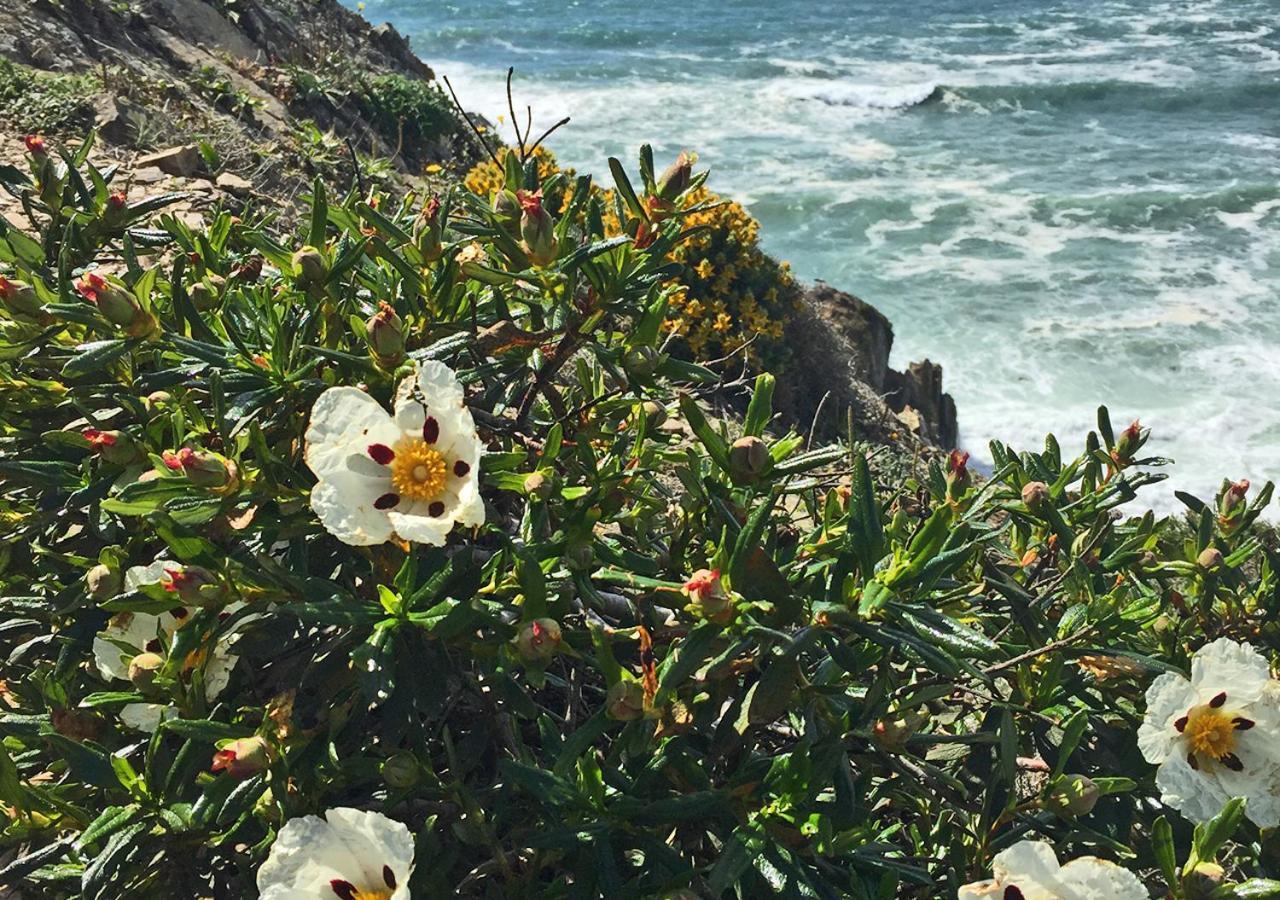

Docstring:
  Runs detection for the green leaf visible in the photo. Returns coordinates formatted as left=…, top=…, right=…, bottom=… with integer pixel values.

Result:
left=63, top=339, right=132, bottom=378
left=1152, top=816, right=1177, bottom=887
left=678, top=394, right=730, bottom=471
left=1191, top=796, right=1247, bottom=868
left=743, top=373, right=775, bottom=437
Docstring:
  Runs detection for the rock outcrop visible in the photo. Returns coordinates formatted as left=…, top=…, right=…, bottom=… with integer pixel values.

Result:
left=775, top=281, right=958, bottom=449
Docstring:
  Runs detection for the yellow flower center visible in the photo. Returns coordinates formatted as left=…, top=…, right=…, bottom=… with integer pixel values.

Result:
left=1185, top=705, right=1237, bottom=760
left=390, top=438, right=447, bottom=501
left=350, top=891, right=390, bottom=900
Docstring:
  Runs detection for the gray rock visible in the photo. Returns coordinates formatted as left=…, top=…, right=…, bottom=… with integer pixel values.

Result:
left=136, top=145, right=204, bottom=177
left=775, top=281, right=958, bottom=449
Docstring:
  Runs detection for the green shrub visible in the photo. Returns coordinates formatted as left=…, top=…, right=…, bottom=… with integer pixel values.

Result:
left=1, top=134, right=1280, bottom=898
left=358, top=73, right=468, bottom=165
left=0, top=59, right=98, bottom=135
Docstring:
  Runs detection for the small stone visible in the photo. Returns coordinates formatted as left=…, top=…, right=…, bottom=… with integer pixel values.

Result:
left=136, top=145, right=204, bottom=178
left=215, top=172, right=253, bottom=195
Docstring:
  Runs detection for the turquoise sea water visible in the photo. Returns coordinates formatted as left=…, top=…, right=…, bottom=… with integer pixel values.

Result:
left=358, top=0, right=1280, bottom=510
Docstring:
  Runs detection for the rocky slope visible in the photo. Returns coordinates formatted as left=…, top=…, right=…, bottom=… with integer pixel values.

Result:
left=0, top=0, right=957, bottom=451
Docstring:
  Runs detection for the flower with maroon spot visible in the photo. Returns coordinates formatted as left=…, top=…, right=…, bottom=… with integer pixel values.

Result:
left=91, top=561, right=242, bottom=733
left=304, top=361, right=484, bottom=546
left=1138, top=637, right=1280, bottom=827
left=256, top=807, right=413, bottom=900
left=957, top=841, right=1146, bottom=899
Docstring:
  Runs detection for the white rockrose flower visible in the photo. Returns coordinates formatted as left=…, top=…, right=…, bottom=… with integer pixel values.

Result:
left=91, top=561, right=240, bottom=732
left=958, top=841, right=1147, bottom=899
left=1138, top=637, right=1280, bottom=827
left=257, top=807, right=414, bottom=900
left=305, top=361, right=485, bottom=546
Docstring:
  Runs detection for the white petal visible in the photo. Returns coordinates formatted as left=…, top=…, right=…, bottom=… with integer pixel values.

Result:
left=389, top=503, right=453, bottom=546
left=451, top=479, right=486, bottom=528
left=257, top=808, right=413, bottom=899
left=991, top=841, right=1060, bottom=888
left=93, top=611, right=168, bottom=683
left=1156, top=751, right=1232, bottom=823
left=257, top=814, right=368, bottom=898
left=305, top=386, right=400, bottom=480
left=398, top=360, right=465, bottom=411
left=956, top=881, right=1004, bottom=900
left=124, top=561, right=170, bottom=590
left=311, top=471, right=395, bottom=546
left=323, top=807, right=415, bottom=894
left=1138, top=673, right=1196, bottom=764
left=1057, top=857, right=1149, bottom=899
left=202, top=650, right=238, bottom=701
left=1192, top=638, right=1272, bottom=704
left=120, top=703, right=176, bottom=733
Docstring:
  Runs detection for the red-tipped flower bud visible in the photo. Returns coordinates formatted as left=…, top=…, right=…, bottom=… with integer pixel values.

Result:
left=211, top=735, right=273, bottom=780
left=414, top=196, right=445, bottom=261
left=682, top=568, right=735, bottom=623
left=656, top=151, right=694, bottom=203
left=163, top=565, right=227, bottom=607
left=83, top=428, right=142, bottom=466
left=76, top=273, right=158, bottom=339
left=0, top=275, right=43, bottom=319
left=365, top=301, right=406, bottom=367
left=517, top=189, right=558, bottom=267
left=515, top=618, right=562, bottom=665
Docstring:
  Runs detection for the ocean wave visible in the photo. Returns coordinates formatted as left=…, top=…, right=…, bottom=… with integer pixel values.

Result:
left=774, top=80, right=942, bottom=109
left=934, top=78, right=1280, bottom=113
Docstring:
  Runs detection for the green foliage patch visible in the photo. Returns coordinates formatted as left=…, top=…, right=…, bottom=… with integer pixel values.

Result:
left=0, top=133, right=1279, bottom=898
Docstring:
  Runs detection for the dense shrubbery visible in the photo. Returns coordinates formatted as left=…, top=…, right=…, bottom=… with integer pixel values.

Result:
left=3, top=132, right=1280, bottom=899
left=465, top=147, right=801, bottom=366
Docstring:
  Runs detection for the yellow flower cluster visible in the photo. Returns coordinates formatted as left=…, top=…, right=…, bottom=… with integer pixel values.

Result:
left=463, top=149, right=799, bottom=364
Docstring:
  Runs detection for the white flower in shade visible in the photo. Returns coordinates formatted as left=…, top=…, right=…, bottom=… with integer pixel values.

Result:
left=257, top=807, right=413, bottom=900
left=958, top=841, right=1147, bottom=899
left=1138, top=637, right=1280, bottom=827
left=91, top=562, right=240, bottom=732
left=305, top=361, right=484, bottom=546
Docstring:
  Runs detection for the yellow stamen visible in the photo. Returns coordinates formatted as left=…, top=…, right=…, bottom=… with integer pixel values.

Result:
left=1185, top=705, right=1236, bottom=760
left=390, top=438, right=447, bottom=501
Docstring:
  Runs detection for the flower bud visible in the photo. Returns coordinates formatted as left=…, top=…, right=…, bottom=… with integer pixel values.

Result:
left=623, top=346, right=662, bottom=379
left=189, top=274, right=226, bottom=311
left=128, top=651, right=165, bottom=693
left=682, top=568, right=735, bottom=623
left=291, top=245, right=328, bottom=287
left=77, top=272, right=156, bottom=338
left=1182, top=862, right=1225, bottom=900
left=0, top=275, right=43, bottom=320
left=104, top=190, right=128, bottom=226
left=85, top=563, right=122, bottom=600
left=1197, top=547, right=1224, bottom=571
left=414, top=196, right=445, bottom=261
left=365, top=301, right=406, bottom=367
left=515, top=618, right=562, bottom=665
left=523, top=471, right=555, bottom=501
left=1218, top=478, right=1249, bottom=530
left=1021, top=481, right=1050, bottom=510
left=656, top=151, right=694, bottom=203
left=945, top=450, right=971, bottom=498
left=211, top=735, right=273, bottom=780
left=163, top=447, right=239, bottom=491
left=83, top=428, right=143, bottom=466
left=381, top=752, right=420, bottom=789
left=491, top=189, right=521, bottom=234
left=606, top=679, right=644, bottom=721
left=163, top=565, right=227, bottom=607
left=1046, top=774, right=1099, bottom=817
left=24, top=134, right=47, bottom=158
left=1112, top=419, right=1148, bottom=467
left=729, top=436, right=770, bottom=484
left=518, top=189, right=558, bottom=267
left=144, top=390, right=173, bottom=414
